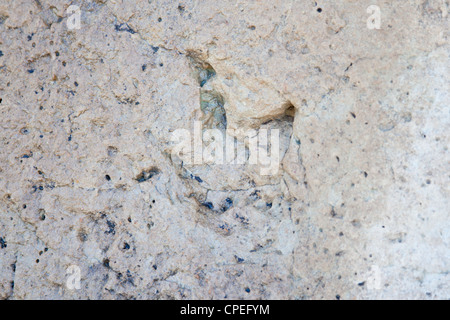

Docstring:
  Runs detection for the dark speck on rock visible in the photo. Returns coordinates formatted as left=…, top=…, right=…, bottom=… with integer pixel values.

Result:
left=136, top=167, right=161, bottom=183
left=202, top=202, right=214, bottom=210
left=221, top=198, right=233, bottom=212
left=106, top=220, right=116, bottom=235
left=115, top=23, right=136, bottom=34
left=0, top=237, right=7, bottom=249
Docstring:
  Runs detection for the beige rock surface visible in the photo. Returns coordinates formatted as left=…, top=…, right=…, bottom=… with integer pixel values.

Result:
left=0, top=0, right=449, bottom=299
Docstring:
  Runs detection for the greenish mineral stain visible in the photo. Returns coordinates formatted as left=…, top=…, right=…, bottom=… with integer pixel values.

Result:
left=200, top=90, right=227, bottom=130
left=199, top=68, right=216, bottom=87
left=188, top=56, right=227, bottom=129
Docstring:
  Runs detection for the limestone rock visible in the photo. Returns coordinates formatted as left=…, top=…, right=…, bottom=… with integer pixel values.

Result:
left=0, top=0, right=448, bottom=299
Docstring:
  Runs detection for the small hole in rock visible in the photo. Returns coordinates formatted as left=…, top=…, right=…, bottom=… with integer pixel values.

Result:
left=135, top=167, right=161, bottom=183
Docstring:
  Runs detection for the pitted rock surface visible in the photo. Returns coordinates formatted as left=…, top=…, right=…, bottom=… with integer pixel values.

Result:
left=0, top=0, right=448, bottom=299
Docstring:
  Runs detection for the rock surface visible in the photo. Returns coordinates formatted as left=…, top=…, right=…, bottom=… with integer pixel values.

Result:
left=0, top=0, right=448, bottom=299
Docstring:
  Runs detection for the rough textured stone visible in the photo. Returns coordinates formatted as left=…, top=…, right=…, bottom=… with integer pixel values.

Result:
left=0, top=0, right=448, bottom=299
